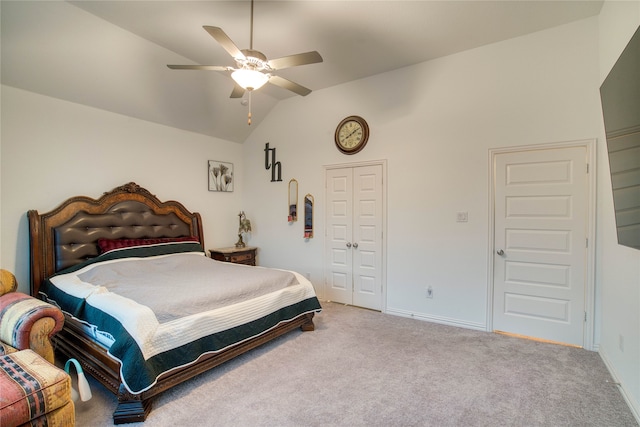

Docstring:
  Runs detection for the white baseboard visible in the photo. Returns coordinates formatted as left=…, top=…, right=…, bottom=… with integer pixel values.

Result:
left=384, top=307, right=486, bottom=331
left=599, top=348, right=640, bottom=424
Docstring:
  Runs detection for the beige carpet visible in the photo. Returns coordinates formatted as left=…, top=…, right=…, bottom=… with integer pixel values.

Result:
left=74, top=302, right=638, bottom=426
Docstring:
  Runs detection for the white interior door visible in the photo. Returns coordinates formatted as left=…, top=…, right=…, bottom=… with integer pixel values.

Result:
left=352, top=165, right=383, bottom=309
left=493, top=146, right=588, bottom=346
left=325, top=164, right=383, bottom=310
left=325, top=168, right=353, bottom=305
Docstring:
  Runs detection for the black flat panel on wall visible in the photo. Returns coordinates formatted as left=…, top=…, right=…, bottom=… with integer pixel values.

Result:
left=600, top=25, right=640, bottom=250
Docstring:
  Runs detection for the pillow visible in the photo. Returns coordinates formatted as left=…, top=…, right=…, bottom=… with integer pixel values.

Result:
left=98, top=236, right=200, bottom=254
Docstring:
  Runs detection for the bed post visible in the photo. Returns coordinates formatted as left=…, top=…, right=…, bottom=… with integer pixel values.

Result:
left=28, top=209, right=44, bottom=297
left=300, top=313, right=315, bottom=331
left=114, top=386, right=152, bottom=424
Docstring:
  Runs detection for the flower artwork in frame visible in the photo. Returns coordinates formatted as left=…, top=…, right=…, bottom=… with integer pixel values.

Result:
left=208, top=160, right=234, bottom=192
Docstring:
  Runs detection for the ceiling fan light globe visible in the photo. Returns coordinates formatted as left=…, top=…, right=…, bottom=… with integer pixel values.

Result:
left=231, top=69, right=269, bottom=91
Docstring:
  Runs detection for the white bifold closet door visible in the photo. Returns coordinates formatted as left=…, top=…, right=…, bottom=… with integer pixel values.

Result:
left=325, top=164, right=383, bottom=311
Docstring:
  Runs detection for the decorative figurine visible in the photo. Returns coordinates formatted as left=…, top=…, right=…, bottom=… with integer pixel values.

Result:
left=235, top=211, right=252, bottom=248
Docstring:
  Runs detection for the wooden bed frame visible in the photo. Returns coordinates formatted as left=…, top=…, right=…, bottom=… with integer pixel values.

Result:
left=28, top=182, right=315, bottom=424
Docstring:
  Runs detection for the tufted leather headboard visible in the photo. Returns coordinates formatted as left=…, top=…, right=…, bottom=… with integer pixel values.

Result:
left=28, top=182, right=204, bottom=297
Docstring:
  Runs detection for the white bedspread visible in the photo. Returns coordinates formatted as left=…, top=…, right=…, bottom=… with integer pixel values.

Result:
left=49, top=252, right=316, bottom=361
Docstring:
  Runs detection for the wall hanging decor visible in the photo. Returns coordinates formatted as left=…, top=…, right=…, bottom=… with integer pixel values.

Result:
left=264, top=142, right=282, bottom=182
left=208, top=160, right=234, bottom=192
left=304, top=194, right=314, bottom=238
left=335, top=115, right=370, bottom=154
left=288, top=179, right=298, bottom=222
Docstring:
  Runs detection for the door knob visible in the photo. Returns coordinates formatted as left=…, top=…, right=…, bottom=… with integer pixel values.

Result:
left=497, top=249, right=504, bottom=256
left=346, top=242, right=352, bottom=248
left=353, top=242, right=359, bottom=249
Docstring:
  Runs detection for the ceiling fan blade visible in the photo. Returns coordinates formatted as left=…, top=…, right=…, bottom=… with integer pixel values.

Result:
left=167, top=64, right=231, bottom=71
left=269, top=75, right=312, bottom=96
left=230, top=85, right=245, bottom=98
left=203, top=26, right=246, bottom=60
left=267, top=51, right=323, bottom=70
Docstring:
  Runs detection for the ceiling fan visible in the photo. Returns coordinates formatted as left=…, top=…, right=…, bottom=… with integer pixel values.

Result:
left=167, top=0, right=323, bottom=99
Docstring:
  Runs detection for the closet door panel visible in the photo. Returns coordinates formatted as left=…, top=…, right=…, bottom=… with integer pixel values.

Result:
left=325, top=168, right=353, bottom=304
left=352, top=165, right=383, bottom=310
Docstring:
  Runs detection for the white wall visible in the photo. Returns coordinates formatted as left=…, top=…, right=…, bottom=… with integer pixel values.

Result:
left=596, top=0, right=640, bottom=418
left=243, top=17, right=601, bottom=327
left=1, top=86, right=244, bottom=293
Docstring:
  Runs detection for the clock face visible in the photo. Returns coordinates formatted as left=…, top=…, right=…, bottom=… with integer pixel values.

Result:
left=338, top=121, right=363, bottom=147
left=335, top=116, right=369, bottom=154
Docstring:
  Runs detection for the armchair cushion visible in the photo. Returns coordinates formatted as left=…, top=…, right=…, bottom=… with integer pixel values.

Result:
left=0, top=349, right=74, bottom=427
left=0, top=292, right=64, bottom=364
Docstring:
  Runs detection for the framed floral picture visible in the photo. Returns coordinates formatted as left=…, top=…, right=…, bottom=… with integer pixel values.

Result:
left=208, top=160, right=234, bottom=192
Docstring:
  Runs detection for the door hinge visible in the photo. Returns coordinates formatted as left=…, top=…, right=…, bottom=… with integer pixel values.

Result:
left=586, top=238, right=588, bottom=248
left=586, top=163, right=589, bottom=174
left=584, top=311, right=587, bottom=322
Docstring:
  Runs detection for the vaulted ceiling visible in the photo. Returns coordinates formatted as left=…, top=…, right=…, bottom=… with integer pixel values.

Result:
left=1, top=1, right=603, bottom=143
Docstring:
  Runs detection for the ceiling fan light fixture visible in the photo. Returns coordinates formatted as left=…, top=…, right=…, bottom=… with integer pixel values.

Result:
left=231, top=69, right=269, bottom=91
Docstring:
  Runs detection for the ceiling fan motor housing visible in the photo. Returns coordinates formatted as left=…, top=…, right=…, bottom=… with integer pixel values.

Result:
left=238, top=49, right=271, bottom=71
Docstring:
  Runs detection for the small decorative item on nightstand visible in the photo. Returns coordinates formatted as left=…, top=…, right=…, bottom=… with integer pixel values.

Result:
left=235, top=211, right=252, bottom=248
left=209, top=246, right=258, bottom=266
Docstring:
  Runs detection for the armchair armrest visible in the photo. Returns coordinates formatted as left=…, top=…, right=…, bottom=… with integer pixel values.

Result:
left=0, top=292, right=64, bottom=364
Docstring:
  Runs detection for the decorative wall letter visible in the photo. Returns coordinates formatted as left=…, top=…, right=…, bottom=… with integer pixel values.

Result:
left=264, top=143, right=282, bottom=182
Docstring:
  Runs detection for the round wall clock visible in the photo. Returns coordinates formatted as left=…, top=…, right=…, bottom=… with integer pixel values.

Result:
left=335, top=116, right=369, bottom=154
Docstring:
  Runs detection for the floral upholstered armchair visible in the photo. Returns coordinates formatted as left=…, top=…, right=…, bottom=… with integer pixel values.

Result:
left=0, top=269, right=65, bottom=363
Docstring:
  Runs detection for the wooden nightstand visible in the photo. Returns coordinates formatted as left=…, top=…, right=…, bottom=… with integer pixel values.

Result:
left=209, top=246, right=257, bottom=266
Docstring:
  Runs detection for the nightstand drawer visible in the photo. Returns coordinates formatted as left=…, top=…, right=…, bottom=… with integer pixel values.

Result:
left=209, top=246, right=257, bottom=266
left=229, top=253, right=253, bottom=263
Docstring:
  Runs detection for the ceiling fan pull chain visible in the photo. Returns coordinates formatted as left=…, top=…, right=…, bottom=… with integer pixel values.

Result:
left=247, top=91, right=252, bottom=126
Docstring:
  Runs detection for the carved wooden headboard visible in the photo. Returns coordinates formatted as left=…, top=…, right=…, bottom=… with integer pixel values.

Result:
left=28, top=182, right=204, bottom=297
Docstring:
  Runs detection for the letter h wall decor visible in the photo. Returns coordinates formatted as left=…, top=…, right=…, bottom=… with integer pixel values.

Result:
left=264, top=143, right=282, bottom=182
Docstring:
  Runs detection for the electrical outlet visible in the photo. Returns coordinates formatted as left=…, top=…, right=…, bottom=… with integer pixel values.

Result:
left=426, top=286, right=433, bottom=299
left=456, top=211, right=468, bottom=222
